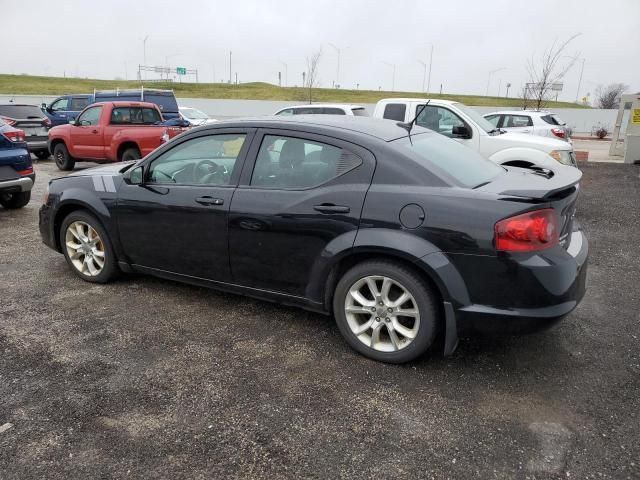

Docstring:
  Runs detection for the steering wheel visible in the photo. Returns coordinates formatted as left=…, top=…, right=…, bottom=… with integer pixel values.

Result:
left=195, top=159, right=227, bottom=184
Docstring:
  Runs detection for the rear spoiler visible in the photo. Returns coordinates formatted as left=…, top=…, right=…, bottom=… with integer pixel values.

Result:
left=482, top=166, right=582, bottom=200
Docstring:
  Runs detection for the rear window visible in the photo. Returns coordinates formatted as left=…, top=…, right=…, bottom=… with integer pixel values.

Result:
left=110, top=107, right=161, bottom=124
left=541, top=114, right=565, bottom=126
left=351, top=108, right=369, bottom=117
left=392, top=133, right=504, bottom=188
left=144, top=94, right=178, bottom=114
left=0, top=105, right=45, bottom=119
left=382, top=103, right=406, bottom=121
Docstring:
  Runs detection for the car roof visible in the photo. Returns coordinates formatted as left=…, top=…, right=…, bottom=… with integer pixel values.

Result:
left=485, top=110, right=551, bottom=116
left=91, top=101, right=159, bottom=108
left=198, top=115, right=424, bottom=142
left=377, top=98, right=458, bottom=105
left=278, top=104, right=366, bottom=110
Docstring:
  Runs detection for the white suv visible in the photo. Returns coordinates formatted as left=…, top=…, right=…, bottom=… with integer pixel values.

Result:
left=484, top=110, right=570, bottom=141
left=274, top=104, right=369, bottom=116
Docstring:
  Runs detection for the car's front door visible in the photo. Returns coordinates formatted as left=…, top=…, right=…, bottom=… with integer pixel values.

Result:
left=116, top=129, right=254, bottom=282
left=228, top=130, right=375, bottom=297
left=47, top=97, right=71, bottom=126
left=70, top=105, right=105, bottom=159
left=416, top=105, right=479, bottom=150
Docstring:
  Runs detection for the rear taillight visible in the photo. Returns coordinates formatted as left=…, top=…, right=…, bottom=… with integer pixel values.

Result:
left=495, top=209, right=558, bottom=252
left=551, top=128, right=565, bottom=138
left=43, top=117, right=51, bottom=127
left=1, top=116, right=16, bottom=126
left=160, top=129, right=170, bottom=143
left=16, top=166, right=33, bottom=176
left=3, top=129, right=25, bottom=142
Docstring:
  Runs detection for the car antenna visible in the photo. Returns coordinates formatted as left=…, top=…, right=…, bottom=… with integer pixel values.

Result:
left=396, top=100, right=429, bottom=144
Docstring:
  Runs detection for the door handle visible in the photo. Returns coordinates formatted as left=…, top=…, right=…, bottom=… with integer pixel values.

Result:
left=195, top=196, right=224, bottom=206
left=313, top=204, right=350, bottom=214
left=92, top=129, right=99, bottom=134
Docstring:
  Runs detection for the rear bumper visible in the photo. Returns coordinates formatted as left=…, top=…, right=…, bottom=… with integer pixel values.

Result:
left=26, top=139, right=48, bottom=151
left=0, top=175, right=34, bottom=193
left=449, top=229, right=589, bottom=335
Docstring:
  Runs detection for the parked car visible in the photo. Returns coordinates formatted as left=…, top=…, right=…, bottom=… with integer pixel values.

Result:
left=39, top=116, right=588, bottom=363
left=179, top=106, right=217, bottom=126
left=483, top=110, right=571, bottom=141
left=0, top=119, right=34, bottom=208
left=41, top=95, right=92, bottom=127
left=0, top=103, right=51, bottom=159
left=41, top=88, right=180, bottom=128
left=372, top=99, right=577, bottom=169
left=47, top=101, right=186, bottom=171
left=274, top=104, right=369, bottom=116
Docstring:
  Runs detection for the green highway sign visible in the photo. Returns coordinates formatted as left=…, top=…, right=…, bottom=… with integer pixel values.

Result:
left=176, top=67, right=186, bottom=75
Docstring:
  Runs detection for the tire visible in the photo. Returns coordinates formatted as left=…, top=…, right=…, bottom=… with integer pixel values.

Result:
left=121, top=147, right=141, bottom=162
left=53, top=143, right=75, bottom=171
left=333, top=260, right=439, bottom=363
left=35, top=150, right=50, bottom=160
left=59, top=210, right=119, bottom=283
left=0, top=191, right=31, bottom=209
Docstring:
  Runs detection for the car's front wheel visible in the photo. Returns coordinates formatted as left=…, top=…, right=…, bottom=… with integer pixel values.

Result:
left=53, top=143, right=75, bottom=171
left=0, top=191, right=31, bottom=209
left=333, top=260, right=439, bottom=363
left=60, top=210, right=118, bottom=283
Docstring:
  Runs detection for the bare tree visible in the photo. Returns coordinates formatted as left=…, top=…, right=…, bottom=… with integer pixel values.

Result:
left=523, top=34, right=581, bottom=110
left=595, top=83, right=628, bottom=109
left=305, top=48, right=322, bottom=104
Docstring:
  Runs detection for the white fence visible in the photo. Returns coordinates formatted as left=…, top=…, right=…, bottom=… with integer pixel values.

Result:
left=0, top=94, right=617, bottom=134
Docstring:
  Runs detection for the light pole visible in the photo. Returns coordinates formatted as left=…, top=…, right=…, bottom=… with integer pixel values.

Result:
left=383, top=61, right=396, bottom=91
left=328, top=43, right=341, bottom=88
left=486, top=67, right=505, bottom=96
left=279, top=60, right=288, bottom=87
left=426, top=44, right=434, bottom=94
left=575, top=58, right=585, bottom=103
left=229, top=51, right=232, bottom=84
left=417, top=60, right=426, bottom=92
left=142, top=35, right=149, bottom=79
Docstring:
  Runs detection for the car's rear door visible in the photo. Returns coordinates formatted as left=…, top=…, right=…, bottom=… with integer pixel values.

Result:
left=116, top=128, right=255, bottom=282
left=228, top=129, right=375, bottom=297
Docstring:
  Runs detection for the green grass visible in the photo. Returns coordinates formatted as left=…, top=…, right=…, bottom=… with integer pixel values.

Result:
left=0, top=74, right=586, bottom=108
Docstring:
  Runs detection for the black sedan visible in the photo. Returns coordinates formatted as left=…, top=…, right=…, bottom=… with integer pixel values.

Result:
left=39, top=116, right=588, bottom=363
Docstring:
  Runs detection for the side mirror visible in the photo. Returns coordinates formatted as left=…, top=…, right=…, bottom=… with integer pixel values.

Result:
left=127, top=166, right=144, bottom=185
left=41, top=103, right=48, bottom=110
left=69, top=120, right=77, bottom=125
left=452, top=125, right=471, bottom=139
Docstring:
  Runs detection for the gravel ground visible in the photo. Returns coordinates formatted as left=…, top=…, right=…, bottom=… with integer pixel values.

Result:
left=1, top=159, right=639, bottom=480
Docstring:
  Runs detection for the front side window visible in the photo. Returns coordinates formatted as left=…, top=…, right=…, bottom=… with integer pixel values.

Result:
left=293, top=107, right=322, bottom=115
left=484, top=114, right=501, bottom=127
left=51, top=98, right=69, bottom=111
left=416, top=106, right=466, bottom=137
left=504, top=115, right=532, bottom=128
left=148, top=134, right=246, bottom=186
left=77, top=106, right=102, bottom=126
left=251, top=134, right=361, bottom=189
left=382, top=103, right=406, bottom=121
left=275, top=109, right=293, bottom=116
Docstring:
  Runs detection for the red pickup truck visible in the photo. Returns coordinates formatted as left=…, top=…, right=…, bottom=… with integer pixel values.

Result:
left=48, top=101, right=186, bottom=170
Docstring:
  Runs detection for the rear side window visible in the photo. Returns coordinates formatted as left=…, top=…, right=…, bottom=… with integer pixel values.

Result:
left=293, top=107, right=321, bottom=115
left=392, top=133, right=503, bottom=188
left=504, top=115, right=533, bottom=127
left=351, top=108, right=369, bottom=117
left=382, top=103, right=406, bottom=121
left=251, top=134, right=362, bottom=189
left=111, top=107, right=161, bottom=124
left=485, top=114, right=501, bottom=127
left=322, top=108, right=346, bottom=115
left=70, top=97, right=90, bottom=110
left=541, top=114, right=565, bottom=126
left=0, top=105, right=45, bottom=119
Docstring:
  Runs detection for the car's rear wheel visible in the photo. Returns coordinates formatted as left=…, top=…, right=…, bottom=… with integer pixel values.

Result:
left=121, top=147, right=141, bottom=162
left=0, top=191, right=31, bottom=209
left=60, top=210, right=118, bottom=283
left=35, top=150, right=50, bottom=160
left=53, top=143, right=75, bottom=171
left=333, top=260, right=439, bottom=363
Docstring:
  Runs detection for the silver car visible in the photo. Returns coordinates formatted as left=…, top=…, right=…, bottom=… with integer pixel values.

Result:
left=484, top=110, right=571, bottom=141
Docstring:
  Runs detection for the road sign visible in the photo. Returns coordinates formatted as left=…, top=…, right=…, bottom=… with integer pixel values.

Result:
left=176, top=67, right=186, bottom=75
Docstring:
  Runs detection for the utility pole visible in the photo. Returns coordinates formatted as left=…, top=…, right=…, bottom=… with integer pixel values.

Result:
left=279, top=61, right=288, bottom=87
left=328, top=43, right=341, bottom=88
left=229, top=51, right=232, bottom=84
left=505, top=82, right=511, bottom=98
left=427, top=44, right=434, bottom=94
left=142, top=35, right=149, bottom=80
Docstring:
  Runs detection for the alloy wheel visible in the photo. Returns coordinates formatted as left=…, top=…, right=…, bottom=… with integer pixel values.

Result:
left=64, top=221, right=105, bottom=276
left=344, top=275, right=420, bottom=352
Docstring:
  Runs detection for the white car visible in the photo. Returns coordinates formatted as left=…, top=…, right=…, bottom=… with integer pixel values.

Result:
left=372, top=98, right=577, bottom=169
left=483, top=110, right=570, bottom=141
left=178, top=107, right=217, bottom=126
left=274, top=104, right=369, bottom=116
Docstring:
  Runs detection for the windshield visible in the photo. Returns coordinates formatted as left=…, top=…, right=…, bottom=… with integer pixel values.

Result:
left=453, top=103, right=497, bottom=133
left=181, top=108, right=208, bottom=120
left=392, top=132, right=504, bottom=188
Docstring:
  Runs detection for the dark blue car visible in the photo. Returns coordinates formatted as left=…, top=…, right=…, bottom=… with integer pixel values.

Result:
left=42, top=88, right=180, bottom=127
left=0, top=119, right=34, bottom=209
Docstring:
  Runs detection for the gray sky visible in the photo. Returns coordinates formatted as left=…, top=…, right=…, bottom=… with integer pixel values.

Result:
left=4, top=0, right=639, bottom=101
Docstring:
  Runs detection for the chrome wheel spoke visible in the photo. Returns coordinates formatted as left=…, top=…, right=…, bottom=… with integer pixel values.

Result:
left=370, top=322, right=384, bottom=348
left=349, top=289, right=374, bottom=308
left=392, top=319, right=418, bottom=340
left=346, top=305, right=374, bottom=315
left=353, top=317, right=375, bottom=335
left=380, top=277, right=393, bottom=304
left=390, top=292, right=410, bottom=308
left=387, top=325, right=401, bottom=351
left=366, top=277, right=380, bottom=297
